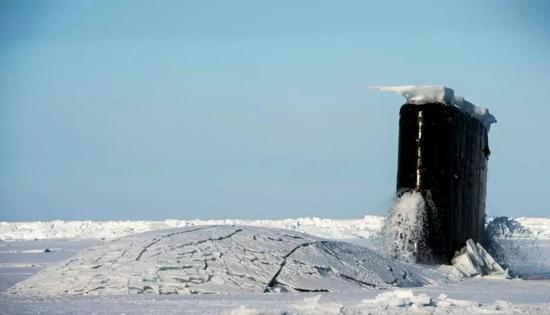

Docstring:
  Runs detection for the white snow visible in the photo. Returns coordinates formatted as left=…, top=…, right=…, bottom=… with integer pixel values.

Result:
left=347, top=290, right=524, bottom=313
left=3, top=215, right=549, bottom=241
left=374, top=85, right=497, bottom=130
left=8, top=225, right=428, bottom=296
left=1, top=223, right=550, bottom=314
left=516, top=217, right=550, bottom=239
left=0, top=216, right=384, bottom=241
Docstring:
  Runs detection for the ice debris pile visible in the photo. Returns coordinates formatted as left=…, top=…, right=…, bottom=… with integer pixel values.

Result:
left=375, top=85, right=497, bottom=130
left=2, top=216, right=548, bottom=241
left=0, top=216, right=384, bottom=241
left=226, top=290, right=520, bottom=314
left=9, top=225, right=426, bottom=295
left=452, top=239, right=510, bottom=279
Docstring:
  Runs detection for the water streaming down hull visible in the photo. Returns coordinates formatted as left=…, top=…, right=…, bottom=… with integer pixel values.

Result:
left=382, top=192, right=429, bottom=263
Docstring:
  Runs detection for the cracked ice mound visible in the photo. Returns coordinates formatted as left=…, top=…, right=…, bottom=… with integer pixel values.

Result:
left=8, top=225, right=426, bottom=295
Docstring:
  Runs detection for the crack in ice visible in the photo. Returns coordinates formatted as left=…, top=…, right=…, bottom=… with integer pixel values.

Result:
left=135, top=227, right=209, bottom=261
left=264, top=241, right=318, bottom=292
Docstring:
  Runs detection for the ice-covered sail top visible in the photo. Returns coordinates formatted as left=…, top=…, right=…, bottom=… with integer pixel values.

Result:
left=375, top=85, right=497, bottom=131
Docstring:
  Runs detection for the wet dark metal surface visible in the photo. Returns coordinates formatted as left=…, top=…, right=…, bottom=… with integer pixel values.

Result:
left=397, top=103, right=490, bottom=263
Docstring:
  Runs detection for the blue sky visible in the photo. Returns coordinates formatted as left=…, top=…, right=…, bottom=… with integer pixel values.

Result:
left=1, top=1, right=550, bottom=221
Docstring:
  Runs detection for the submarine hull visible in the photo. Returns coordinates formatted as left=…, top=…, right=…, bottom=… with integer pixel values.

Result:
left=397, top=103, right=490, bottom=263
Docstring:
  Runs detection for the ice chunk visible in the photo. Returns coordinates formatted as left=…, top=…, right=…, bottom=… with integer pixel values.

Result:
left=451, top=250, right=482, bottom=277
left=451, top=239, right=510, bottom=279
left=363, top=289, right=432, bottom=308
left=374, top=85, right=497, bottom=131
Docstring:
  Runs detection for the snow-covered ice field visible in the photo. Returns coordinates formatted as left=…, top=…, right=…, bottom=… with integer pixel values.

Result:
left=1, top=216, right=550, bottom=314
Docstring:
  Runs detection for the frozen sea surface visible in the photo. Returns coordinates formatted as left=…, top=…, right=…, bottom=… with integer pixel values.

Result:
left=2, top=216, right=549, bottom=241
left=1, top=218, right=550, bottom=314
